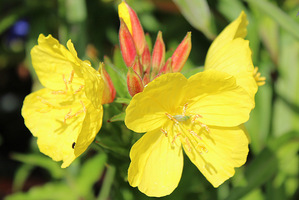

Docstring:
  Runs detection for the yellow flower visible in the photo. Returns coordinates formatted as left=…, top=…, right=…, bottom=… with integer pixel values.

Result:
left=21, top=34, right=104, bottom=168
left=125, top=71, right=252, bottom=197
left=205, top=11, right=265, bottom=104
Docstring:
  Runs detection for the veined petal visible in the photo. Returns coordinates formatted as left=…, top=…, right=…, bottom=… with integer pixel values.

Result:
left=31, top=34, right=84, bottom=90
left=185, top=70, right=253, bottom=127
left=205, top=38, right=257, bottom=101
left=66, top=41, right=104, bottom=109
left=128, top=129, right=183, bottom=197
left=183, top=126, right=249, bottom=187
left=207, top=11, right=248, bottom=58
left=69, top=103, right=103, bottom=168
left=125, top=73, right=187, bottom=133
left=21, top=88, right=87, bottom=167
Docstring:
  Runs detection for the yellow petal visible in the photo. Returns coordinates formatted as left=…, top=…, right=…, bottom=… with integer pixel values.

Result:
left=118, top=1, right=132, bottom=34
left=21, top=88, right=101, bottom=168
left=67, top=40, right=104, bottom=109
left=128, top=129, right=183, bottom=197
left=125, top=73, right=187, bottom=133
left=31, top=34, right=84, bottom=90
left=207, top=11, right=248, bottom=57
left=183, top=126, right=249, bottom=187
left=65, top=103, right=103, bottom=168
left=205, top=38, right=257, bottom=101
left=185, top=70, right=253, bottom=127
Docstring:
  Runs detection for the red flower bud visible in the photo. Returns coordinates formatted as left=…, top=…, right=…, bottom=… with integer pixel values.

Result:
left=99, top=63, right=116, bottom=104
left=151, top=31, right=165, bottom=75
left=132, top=58, right=143, bottom=78
left=119, top=19, right=137, bottom=68
left=141, top=44, right=151, bottom=72
left=171, top=32, right=192, bottom=72
left=159, top=57, right=173, bottom=74
left=118, top=1, right=146, bottom=55
left=127, top=67, right=144, bottom=97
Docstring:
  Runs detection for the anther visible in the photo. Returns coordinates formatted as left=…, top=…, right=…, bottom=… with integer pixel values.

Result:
left=165, top=113, right=179, bottom=124
left=182, top=103, right=188, bottom=116
left=74, top=85, right=84, bottom=94
left=192, top=114, right=203, bottom=123
left=161, top=128, right=168, bottom=137
left=185, top=138, right=191, bottom=152
left=199, top=122, right=210, bottom=133
left=188, top=129, right=202, bottom=140
left=172, top=133, right=181, bottom=145
left=37, top=96, right=55, bottom=107
left=64, top=109, right=72, bottom=123
left=52, top=90, right=67, bottom=95
left=63, top=74, right=68, bottom=90
left=68, top=70, right=74, bottom=84
left=80, top=101, right=87, bottom=112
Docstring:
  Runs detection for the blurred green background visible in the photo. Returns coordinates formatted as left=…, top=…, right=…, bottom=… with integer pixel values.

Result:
left=0, top=0, right=298, bottom=199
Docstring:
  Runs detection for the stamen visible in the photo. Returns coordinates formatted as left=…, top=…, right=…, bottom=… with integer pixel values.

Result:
left=161, top=128, right=168, bottom=137
left=80, top=100, right=87, bottom=112
left=52, top=90, right=67, bottom=95
left=185, top=137, right=191, bottom=152
left=37, top=96, right=55, bottom=107
left=64, top=109, right=72, bottom=123
left=172, top=133, right=181, bottom=145
left=165, top=113, right=179, bottom=124
left=182, top=103, right=188, bottom=116
left=192, top=114, right=203, bottom=123
left=192, top=114, right=210, bottom=133
left=196, top=143, right=208, bottom=154
left=188, top=129, right=202, bottom=140
left=68, top=70, right=74, bottom=84
left=63, top=74, right=68, bottom=90
left=74, top=85, right=84, bottom=94
left=64, top=101, right=86, bottom=123
left=199, top=122, right=210, bottom=133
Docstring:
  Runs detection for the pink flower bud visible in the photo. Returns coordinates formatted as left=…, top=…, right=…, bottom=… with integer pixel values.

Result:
left=159, top=57, right=173, bottom=74
left=151, top=31, right=165, bottom=74
left=127, top=67, right=144, bottom=97
left=171, top=32, right=192, bottom=72
left=99, top=63, right=116, bottom=104
left=141, top=44, right=151, bottom=72
left=132, top=58, right=143, bottom=78
left=118, top=1, right=146, bottom=55
left=119, top=19, right=137, bottom=68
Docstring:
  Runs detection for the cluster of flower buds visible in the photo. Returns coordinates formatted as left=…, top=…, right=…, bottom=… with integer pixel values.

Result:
left=118, top=1, right=192, bottom=97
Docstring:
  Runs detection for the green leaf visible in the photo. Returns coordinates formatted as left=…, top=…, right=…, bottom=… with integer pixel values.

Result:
left=114, top=97, right=131, bottom=105
left=246, top=0, right=299, bottom=40
left=12, top=164, right=34, bottom=192
left=11, top=153, right=64, bottom=179
left=224, top=131, right=299, bottom=200
left=172, top=0, right=216, bottom=39
left=76, top=153, right=107, bottom=198
left=108, top=112, right=126, bottom=122
left=5, top=182, right=77, bottom=200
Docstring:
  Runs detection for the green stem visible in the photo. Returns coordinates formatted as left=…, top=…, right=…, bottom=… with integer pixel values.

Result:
left=97, top=165, right=116, bottom=200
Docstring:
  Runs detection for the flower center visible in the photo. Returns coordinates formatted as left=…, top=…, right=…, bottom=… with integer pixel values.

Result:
left=163, top=103, right=209, bottom=154
left=37, top=70, right=86, bottom=123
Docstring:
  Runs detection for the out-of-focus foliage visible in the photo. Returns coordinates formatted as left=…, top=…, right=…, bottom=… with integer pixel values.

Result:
left=0, top=0, right=298, bottom=199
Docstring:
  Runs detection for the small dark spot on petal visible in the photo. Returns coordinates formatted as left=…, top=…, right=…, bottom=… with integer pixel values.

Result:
left=72, top=142, right=76, bottom=149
